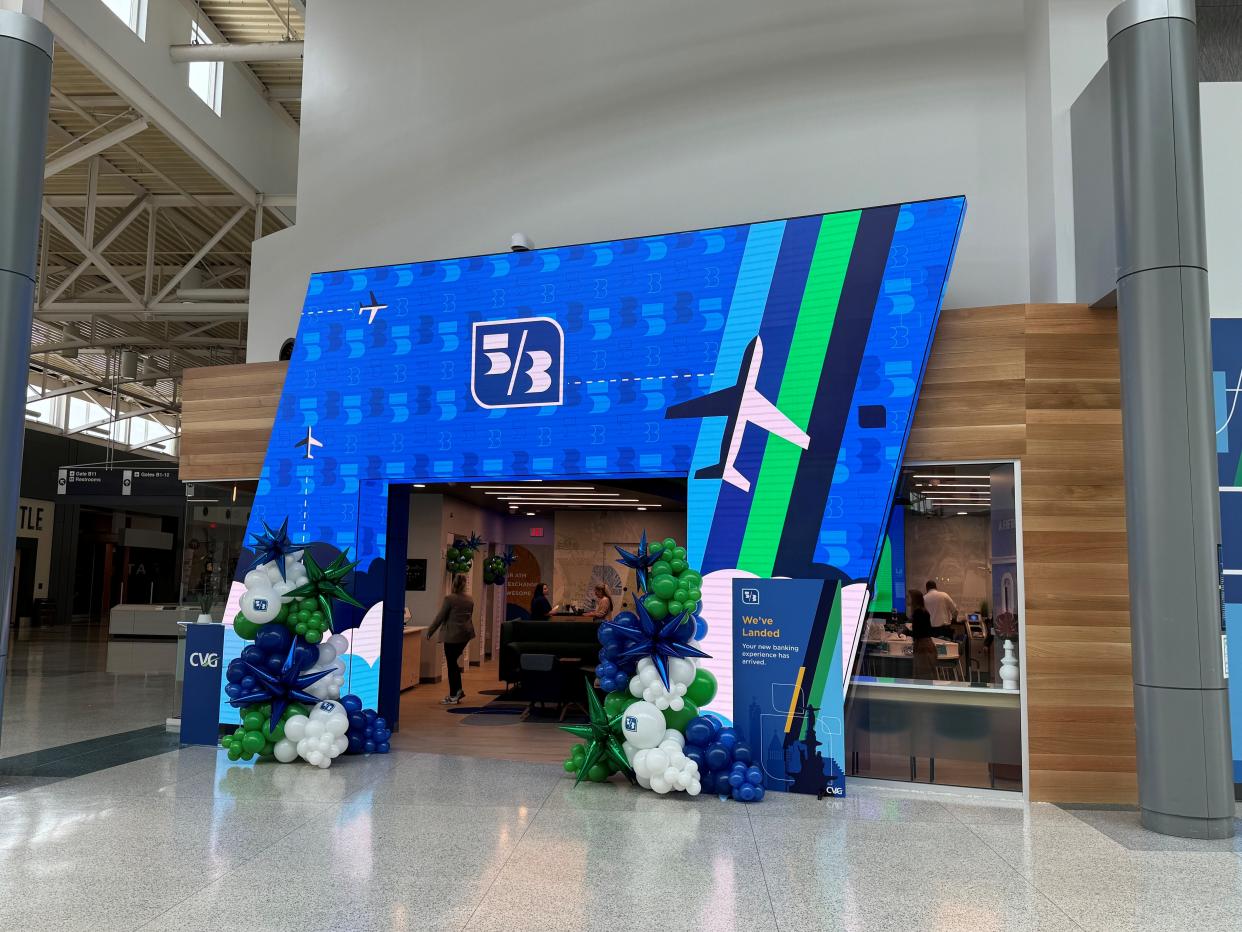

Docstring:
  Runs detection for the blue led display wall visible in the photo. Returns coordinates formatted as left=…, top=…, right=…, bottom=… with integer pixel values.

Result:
left=220, top=198, right=967, bottom=725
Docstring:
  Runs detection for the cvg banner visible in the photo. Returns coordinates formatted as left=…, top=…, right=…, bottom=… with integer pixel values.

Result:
left=732, top=578, right=846, bottom=797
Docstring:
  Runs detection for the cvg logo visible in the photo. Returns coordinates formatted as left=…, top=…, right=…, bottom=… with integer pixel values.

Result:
left=471, top=317, right=564, bottom=409
left=189, top=652, right=219, bottom=668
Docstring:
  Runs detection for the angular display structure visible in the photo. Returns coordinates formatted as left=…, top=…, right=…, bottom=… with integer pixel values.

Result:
left=220, top=198, right=966, bottom=724
left=1212, top=319, right=1242, bottom=782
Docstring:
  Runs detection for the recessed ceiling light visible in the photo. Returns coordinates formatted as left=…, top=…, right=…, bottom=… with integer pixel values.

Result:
left=912, top=474, right=990, bottom=480
left=957, top=511, right=968, bottom=515
left=637, top=506, right=647, bottom=511
left=413, top=483, right=426, bottom=488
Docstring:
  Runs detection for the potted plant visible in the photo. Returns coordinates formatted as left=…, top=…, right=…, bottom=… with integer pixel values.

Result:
left=195, top=588, right=214, bottom=624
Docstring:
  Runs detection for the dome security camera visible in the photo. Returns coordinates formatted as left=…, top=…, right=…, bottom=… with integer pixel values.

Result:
left=510, top=233, right=534, bottom=252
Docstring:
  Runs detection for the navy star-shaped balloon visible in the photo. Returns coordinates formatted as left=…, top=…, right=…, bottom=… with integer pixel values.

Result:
left=466, top=532, right=484, bottom=552
left=227, top=638, right=334, bottom=732
left=247, top=517, right=295, bottom=581
left=615, top=530, right=661, bottom=595
left=501, top=546, right=517, bottom=568
left=611, top=593, right=711, bottom=689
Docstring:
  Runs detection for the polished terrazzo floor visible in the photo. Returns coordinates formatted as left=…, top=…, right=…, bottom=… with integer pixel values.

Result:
left=2, top=746, right=1241, bottom=932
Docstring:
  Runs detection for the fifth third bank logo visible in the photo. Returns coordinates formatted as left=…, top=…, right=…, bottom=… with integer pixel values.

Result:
left=471, top=317, right=564, bottom=409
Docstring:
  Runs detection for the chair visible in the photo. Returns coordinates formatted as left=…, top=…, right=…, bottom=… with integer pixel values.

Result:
left=518, top=653, right=562, bottom=720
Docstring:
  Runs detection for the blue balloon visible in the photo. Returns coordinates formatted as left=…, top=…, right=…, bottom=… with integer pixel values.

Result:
left=733, top=744, right=753, bottom=766
left=348, top=712, right=366, bottom=730
left=347, top=734, right=364, bottom=754
left=711, top=771, right=732, bottom=795
left=241, top=645, right=263, bottom=664
left=597, top=660, right=616, bottom=679
left=341, top=694, right=363, bottom=713
left=694, top=614, right=709, bottom=641
left=747, top=765, right=764, bottom=786
left=684, top=717, right=714, bottom=747
left=718, top=727, right=737, bottom=750
left=613, top=611, right=638, bottom=628
left=728, top=770, right=744, bottom=788
left=377, top=741, right=390, bottom=753
left=598, top=625, right=619, bottom=646
left=684, top=746, right=706, bottom=771
left=705, top=743, right=731, bottom=772
left=737, top=783, right=757, bottom=802
left=224, top=682, right=244, bottom=699
left=364, top=739, right=376, bottom=753
left=265, top=655, right=284, bottom=674
left=255, top=623, right=292, bottom=654
left=240, top=675, right=257, bottom=690
left=226, top=663, right=245, bottom=683
left=753, top=785, right=765, bottom=801
left=293, top=643, right=319, bottom=670
left=364, top=708, right=377, bottom=723
left=376, top=717, right=388, bottom=731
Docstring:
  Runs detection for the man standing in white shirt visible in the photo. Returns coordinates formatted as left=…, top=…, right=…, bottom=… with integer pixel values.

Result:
left=924, top=580, right=957, bottom=632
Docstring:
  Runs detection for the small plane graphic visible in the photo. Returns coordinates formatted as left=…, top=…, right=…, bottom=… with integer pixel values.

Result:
left=359, top=291, right=387, bottom=324
left=665, top=335, right=810, bottom=492
left=295, top=426, right=323, bottom=459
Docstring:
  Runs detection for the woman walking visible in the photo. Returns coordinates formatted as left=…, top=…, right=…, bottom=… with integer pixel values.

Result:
left=427, top=575, right=476, bottom=705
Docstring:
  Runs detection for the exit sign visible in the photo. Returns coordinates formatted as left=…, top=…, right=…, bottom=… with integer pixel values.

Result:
left=529, top=527, right=544, bottom=538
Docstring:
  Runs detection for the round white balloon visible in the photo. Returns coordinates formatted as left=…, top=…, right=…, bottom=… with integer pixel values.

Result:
left=283, top=714, right=309, bottom=742
left=240, top=585, right=281, bottom=624
left=273, top=738, right=298, bottom=763
left=618, top=700, right=665, bottom=749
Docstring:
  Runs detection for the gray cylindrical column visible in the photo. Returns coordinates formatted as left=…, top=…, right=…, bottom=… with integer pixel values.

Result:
left=0, top=11, right=53, bottom=733
left=1108, top=0, right=1234, bottom=839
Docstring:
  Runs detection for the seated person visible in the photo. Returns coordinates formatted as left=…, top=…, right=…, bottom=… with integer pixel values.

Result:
left=530, top=582, right=552, bottom=620
left=586, top=584, right=613, bottom=621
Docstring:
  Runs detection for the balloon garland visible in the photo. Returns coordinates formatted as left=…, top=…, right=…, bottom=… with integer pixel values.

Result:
left=446, top=533, right=482, bottom=576
left=223, top=521, right=390, bottom=768
left=561, top=531, right=762, bottom=803
left=483, top=547, right=515, bottom=586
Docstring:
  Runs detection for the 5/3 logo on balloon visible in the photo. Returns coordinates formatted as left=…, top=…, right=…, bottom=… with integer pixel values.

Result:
left=470, top=317, right=564, bottom=410
left=189, top=652, right=219, bottom=668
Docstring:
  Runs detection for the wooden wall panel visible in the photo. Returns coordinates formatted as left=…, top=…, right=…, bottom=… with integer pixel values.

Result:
left=178, top=304, right=1137, bottom=802
left=179, top=361, right=287, bottom=481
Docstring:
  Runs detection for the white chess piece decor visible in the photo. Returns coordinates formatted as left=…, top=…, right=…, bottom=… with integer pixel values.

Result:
left=1000, top=639, right=1020, bottom=690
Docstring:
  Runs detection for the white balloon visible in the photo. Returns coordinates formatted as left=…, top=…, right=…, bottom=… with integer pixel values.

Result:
left=646, top=748, right=670, bottom=774
left=318, top=643, right=338, bottom=665
left=661, top=729, right=685, bottom=749
left=306, top=750, right=323, bottom=767
left=305, top=719, right=325, bottom=739
left=240, top=586, right=281, bottom=624
left=650, top=774, right=671, bottom=794
left=686, top=780, right=702, bottom=797
left=327, top=634, right=349, bottom=654
left=243, top=570, right=268, bottom=589
left=273, top=739, right=298, bottom=763
left=628, top=675, right=644, bottom=699
left=273, top=580, right=292, bottom=596
left=618, top=700, right=665, bottom=750
left=668, top=657, right=697, bottom=686
left=283, top=714, right=309, bottom=741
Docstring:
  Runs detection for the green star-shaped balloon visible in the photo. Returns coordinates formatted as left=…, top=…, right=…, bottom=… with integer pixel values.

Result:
left=285, top=550, right=363, bottom=632
left=560, top=678, right=635, bottom=787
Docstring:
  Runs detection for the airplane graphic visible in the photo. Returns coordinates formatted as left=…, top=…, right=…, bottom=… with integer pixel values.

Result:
left=665, top=335, right=810, bottom=492
left=294, top=426, right=323, bottom=459
left=359, top=291, right=387, bottom=324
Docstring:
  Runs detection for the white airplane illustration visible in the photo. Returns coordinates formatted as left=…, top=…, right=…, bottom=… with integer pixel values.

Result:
left=665, top=335, right=810, bottom=492
left=294, top=426, right=324, bottom=459
left=359, top=290, right=387, bottom=324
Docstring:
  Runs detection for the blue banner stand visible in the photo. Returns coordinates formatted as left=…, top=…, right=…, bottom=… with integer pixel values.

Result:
left=179, top=622, right=225, bottom=746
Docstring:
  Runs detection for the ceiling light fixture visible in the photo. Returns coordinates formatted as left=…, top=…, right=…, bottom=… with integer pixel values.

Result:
left=525, top=511, right=536, bottom=516
left=911, top=474, right=990, bottom=480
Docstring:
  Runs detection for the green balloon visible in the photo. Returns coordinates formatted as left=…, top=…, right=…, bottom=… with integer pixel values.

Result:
left=673, top=546, right=687, bottom=561
left=651, top=560, right=673, bottom=578
left=662, top=537, right=677, bottom=552
left=668, top=600, right=684, bottom=616
left=305, top=628, right=322, bottom=644
left=285, top=702, right=309, bottom=719
left=603, top=690, right=637, bottom=718
left=681, top=570, right=702, bottom=588
left=662, top=698, right=700, bottom=732
left=310, top=610, right=324, bottom=624
left=446, top=547, right=460, bottom=561
left=295, top=623, right=307, bottom=636
left=686, top=668, right=718, bottom=707
left=261, top=719, right=284, bottom=742
left=226, top=745, right=242, bottom=761
left=669, top=558, right=688, bottom=575
left=242, top=711, right=262, bottom=732
left=296, top=609, right=310, bottom=624
left=688, top=587, right=702, bottom=603
left=649, top=542, right=663, bottom=556
left=563, top=758, right=577, bottom=773
left=651, top=575, right=677, bottom=600
left=644, top=597, right=669, bottom=621
left=585, top=763, right=610, bottom=782
left=241, top=731, right=265, bottom=754
left=673, top=587, right=689, bottom=604
left=232, top=615, right=259, bottom=640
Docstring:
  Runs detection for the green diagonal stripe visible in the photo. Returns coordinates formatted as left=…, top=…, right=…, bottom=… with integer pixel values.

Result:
left=736, top=210, right=860, bottom=576
left=801, top=580, right=843, bottom=739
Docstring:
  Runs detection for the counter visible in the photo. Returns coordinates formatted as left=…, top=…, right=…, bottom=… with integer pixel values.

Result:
left=401, top=625, right=427, bottom=690
left=109, top=604, right=199, bottom=638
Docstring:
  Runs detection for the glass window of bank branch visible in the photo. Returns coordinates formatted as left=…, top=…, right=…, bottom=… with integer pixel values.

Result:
left=846, top=463, right=1023, bottom=791
left=179, top=482, right=256, bottom=618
